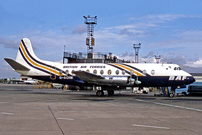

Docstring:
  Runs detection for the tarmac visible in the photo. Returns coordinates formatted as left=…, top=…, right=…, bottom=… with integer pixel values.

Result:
left=0, top=83, right=202, bottom=135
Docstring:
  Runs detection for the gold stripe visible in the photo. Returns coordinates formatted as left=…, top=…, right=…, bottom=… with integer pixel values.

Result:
left=112, top=63, right=144, bottom=76
left=20, top=43, right=63, bottom=76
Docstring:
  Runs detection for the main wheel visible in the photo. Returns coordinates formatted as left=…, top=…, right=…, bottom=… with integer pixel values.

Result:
left=107, top=90, right=114, bottom=96
left=96, top=90, right=104, bottom=97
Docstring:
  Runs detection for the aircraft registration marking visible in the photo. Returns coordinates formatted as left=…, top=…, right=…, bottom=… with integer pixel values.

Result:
left=59, top=76, right=73, bottom=79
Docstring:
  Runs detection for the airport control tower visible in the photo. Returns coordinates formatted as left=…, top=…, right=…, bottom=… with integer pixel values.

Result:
left=63, top=16, right=126, bottom=64
left=83, top=15, right=97, bottom=54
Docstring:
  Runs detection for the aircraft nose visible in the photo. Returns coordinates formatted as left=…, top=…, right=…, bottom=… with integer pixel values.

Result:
left=188, top=76, right=195, bottom=84
left=192, top=77, right=195, bottom=83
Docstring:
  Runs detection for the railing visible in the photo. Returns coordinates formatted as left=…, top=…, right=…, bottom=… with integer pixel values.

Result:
left=63, top=52, right=131, bottom=63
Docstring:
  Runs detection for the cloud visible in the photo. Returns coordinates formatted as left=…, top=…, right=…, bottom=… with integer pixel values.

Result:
left=120, top=52, right=134, bottom=57
left=133, top=14, right=202, bottom=24
left=119, top=28, right=134, bottom=36
left=184, top=58, right=202, bottom=68
left=119, top=28, right=153, bottom=37
left=193, top=59, right=202, bottom=65
left=72, top=24, right=86, bottom=34
left=61, top=25, right=71, bottom=31
left=141, top=51, right=154, bottom=58
left=118, top=51, right=156, bottom=63
left=181, top=65, right=202, bottom=73
left=1, top=59, right=20, bottom=78
left=146, top=14, right=187, bottom=22
left=2, top=13, right=202, bottom=77
left=176, top=30, right=202, bottom=42
left=161, top=55, right=187, bottom=65
left=0, top=37, right=19, bottom=49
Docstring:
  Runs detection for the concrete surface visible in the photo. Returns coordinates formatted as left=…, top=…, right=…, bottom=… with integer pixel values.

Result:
left=0, top=84, right=202, bottom=135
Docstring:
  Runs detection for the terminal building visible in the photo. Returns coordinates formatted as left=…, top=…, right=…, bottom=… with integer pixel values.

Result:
left=63, top=51, right=132, bottom=64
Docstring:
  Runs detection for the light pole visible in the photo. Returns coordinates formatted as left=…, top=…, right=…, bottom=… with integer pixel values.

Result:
left=83, top=15, right=97, bottom=53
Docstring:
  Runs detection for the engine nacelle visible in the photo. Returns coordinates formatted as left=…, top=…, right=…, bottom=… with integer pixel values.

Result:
left=104, top=76, right=129, bottom=84
left=97, top=76, right=141, bottom=86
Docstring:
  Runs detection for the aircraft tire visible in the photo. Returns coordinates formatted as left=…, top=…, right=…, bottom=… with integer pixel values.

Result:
left=182, top=92, right=187, bottom=96
left=96, top=90, right=104, bottom=97
left=107, top=90, right=114, bottom=96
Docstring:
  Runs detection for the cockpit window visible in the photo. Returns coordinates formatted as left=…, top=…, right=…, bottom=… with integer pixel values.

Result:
left=174, top=67, right=181, bottom=70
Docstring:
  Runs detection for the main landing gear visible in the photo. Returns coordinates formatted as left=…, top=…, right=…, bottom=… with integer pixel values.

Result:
left=96, top=90, right=104, bottom=97
left=107, top=90, right=114, bottom=96
left=96, top=90, right=115, bottom=97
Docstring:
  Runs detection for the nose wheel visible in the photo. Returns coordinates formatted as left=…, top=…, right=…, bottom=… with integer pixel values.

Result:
left=169, top=90, right=175, bottom=97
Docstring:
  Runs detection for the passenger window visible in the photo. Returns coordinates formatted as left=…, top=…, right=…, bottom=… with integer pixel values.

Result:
left=100, top=70, right=104, bottom=75
left=116, top=70, right=119, bottom=75
left=151, top=70, right=155, bottom=75
left=122, top=70, right=126, bottom=75
left=93, top=69, right=97, bottom=74
left=108, top=69, right=112, bottom=75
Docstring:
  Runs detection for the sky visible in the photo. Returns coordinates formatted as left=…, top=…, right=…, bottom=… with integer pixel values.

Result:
left=1, top=0, right=202, bottom=78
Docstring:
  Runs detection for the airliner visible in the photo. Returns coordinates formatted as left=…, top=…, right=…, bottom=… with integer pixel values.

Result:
left=4, top=38, right=195, bottom=96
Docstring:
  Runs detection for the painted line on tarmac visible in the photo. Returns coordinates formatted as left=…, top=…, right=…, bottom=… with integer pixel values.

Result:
left=135, top=99, right=149, bottom=102
left=57, top=118, right=74, bottom=120
left=0, top=102, right=9, bottom=104
left=1, top=112, right=14, bottom=115
left=135, top=99, right=202, bottom=112
left=154, top=102, right=202, bottom=112
left=132, top=124, right=170, bottom=129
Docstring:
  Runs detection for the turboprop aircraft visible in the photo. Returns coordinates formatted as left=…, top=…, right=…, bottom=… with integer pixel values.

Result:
left=4, top=38, right=195, bottom=96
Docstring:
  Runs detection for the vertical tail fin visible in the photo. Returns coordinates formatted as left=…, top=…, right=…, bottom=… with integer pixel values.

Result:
left=7, top=38, right=63, bottom=76
left=16, top=38, right=39, bottom=68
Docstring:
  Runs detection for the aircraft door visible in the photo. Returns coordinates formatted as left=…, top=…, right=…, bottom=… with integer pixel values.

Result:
left=50, top=66, right=56, bottom=80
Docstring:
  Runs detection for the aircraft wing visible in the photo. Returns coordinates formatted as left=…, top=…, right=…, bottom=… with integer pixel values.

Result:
left=72, top=70, right=104, bottom=83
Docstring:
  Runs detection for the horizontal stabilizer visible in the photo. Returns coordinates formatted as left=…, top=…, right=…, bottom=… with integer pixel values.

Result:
left=4, top=58, right=30, bottom=71
left=72, top=70, right=104, bottom=83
